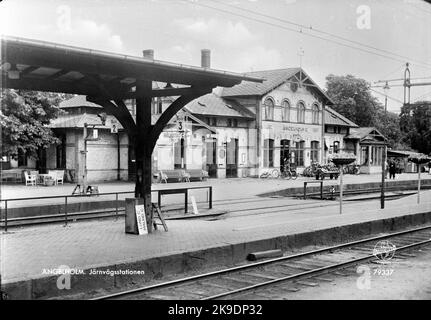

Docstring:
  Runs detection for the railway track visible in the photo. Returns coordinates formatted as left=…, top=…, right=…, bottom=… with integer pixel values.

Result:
left=91, top=225, right=431, bottom=300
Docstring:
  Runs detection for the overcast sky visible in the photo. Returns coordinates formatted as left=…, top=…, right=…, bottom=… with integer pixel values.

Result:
left=1, top=0, right=430, bottom=112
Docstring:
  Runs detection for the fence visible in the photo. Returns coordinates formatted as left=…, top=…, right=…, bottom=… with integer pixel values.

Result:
left=0, top=186, right=213, bottom=231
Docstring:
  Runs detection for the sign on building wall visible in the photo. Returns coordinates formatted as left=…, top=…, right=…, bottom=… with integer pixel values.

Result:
left=110, top=119, right=118, bottom=133
left=135, top=204, right=148, bottom=235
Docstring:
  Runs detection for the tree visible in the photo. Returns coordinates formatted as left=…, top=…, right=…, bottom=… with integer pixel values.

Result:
left=325, top=74, right=382, bottom=127
left=325, top=74, right=408, bottom=149
left=1, top=90, right=68, bottom=160
left=374, top=109, right=408, bottom=150
left=400, top=101, right=431, bottom=154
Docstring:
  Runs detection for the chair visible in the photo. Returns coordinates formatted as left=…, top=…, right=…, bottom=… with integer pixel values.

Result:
left=181, top=170, right=191, bottom=182
left=24, top=171, right=37, bottom=186
left=48, top=170, right=57, bottom=184
left=159, top=171, right=168, bottom=183
left=55, top=170, right=64, bottom=185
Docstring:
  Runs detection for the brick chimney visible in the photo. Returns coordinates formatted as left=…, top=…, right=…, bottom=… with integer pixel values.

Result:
left=143, top=49, right=154, bottom=60
left=201, top=49, right=211, bottom=68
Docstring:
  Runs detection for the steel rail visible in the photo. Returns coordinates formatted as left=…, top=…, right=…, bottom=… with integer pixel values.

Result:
left=202, top=238, right=431, bottom=300
left=92, top=224, right=431, bottom=300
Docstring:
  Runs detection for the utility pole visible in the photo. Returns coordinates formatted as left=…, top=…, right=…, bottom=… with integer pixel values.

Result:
left=383, top=81, right=390, bottom=114
left=404, top=63, right=411, bottom=106
left=374, top=63, right=431, bottom=209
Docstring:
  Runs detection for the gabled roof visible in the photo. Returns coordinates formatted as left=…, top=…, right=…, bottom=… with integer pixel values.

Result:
left=345, top=127, right=387, bottom=143
left=184, top=93, right=255, bottom=119
left=387, top=150, right=417, bottom=158
left=59, top=95, right=102, bottom=109
left=325, top=107, right=358, bottom=127
left=221, top=68, right=300, bottom=97
left=49, top=113, right=123, bottom=129
left=221, top=68, right=334, bottom=105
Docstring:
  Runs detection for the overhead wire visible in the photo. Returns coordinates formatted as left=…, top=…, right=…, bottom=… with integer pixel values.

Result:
left=200, top=0, right=431, bottom=70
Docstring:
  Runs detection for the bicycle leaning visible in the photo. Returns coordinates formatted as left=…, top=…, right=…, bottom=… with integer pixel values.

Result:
left=280, top=163, right=298, bottom=180
left=259, top=163, right=298, bottom=180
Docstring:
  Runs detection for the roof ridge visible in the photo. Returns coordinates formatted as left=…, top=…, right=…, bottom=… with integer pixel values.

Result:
left=325, top=106, right=358, bottom=127
left=245, top=67, right=300, bottom=75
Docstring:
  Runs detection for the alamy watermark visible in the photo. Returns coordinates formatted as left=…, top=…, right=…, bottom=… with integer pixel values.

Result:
left=356, top=240, right=396, bottom=290
left=356, top=5, right=371, bottom=30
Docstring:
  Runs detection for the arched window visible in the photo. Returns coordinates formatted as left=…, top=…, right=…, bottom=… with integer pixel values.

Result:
left=264, top=97, right=275, bottom=120
left=282, top=99, right=290, bottom=122
left=312, top=103, right=320, bottom=124
left=297, top=101, right=305, bottom=123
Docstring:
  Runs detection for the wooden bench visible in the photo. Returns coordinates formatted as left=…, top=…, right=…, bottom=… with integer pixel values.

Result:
left=1, top=170, right=23, bottom=183
left=185, top=169, right=209, bottom=181
left=158, top=170, right=184, bottom=183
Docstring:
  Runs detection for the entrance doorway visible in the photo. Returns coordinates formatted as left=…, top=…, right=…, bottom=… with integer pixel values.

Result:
left=280, top=139, right=290, bottom=172
left=226, top=138, right=238, bottom=178
left=205, top=137, right=217, bottom=178
left=174, top=137, right=186, bottom=169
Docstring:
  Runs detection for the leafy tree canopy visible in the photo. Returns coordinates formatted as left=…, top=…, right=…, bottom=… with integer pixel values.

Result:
left=1, top=90, right=70, bottom=159
left=400, top=101, right=431, bottom=155
left=325, top=74, right=409, bottom=149
left=325, top=74, right=382, bottom=127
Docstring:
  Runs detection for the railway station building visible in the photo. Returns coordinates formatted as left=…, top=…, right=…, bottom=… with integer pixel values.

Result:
left=5, top=67, right=388, bottom=182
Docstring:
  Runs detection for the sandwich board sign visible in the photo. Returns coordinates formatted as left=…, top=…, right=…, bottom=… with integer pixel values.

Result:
left=190, top=196, right=199, bottom=215
left=135, top=204, right=148, bottom=235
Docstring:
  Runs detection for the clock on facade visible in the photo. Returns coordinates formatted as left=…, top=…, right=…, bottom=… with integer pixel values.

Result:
left=290, top=82, right=298, bottom=92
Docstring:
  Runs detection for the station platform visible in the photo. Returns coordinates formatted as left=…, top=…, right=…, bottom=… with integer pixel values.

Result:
left=1, top=177, right=431, bottom=299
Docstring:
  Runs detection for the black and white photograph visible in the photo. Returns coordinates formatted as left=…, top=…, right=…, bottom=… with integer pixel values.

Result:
left=1, top=0, right=431, bottom=310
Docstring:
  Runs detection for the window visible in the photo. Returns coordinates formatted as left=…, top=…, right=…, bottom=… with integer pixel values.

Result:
left=157, top=99, right=163, bottom=114
left=297, top=101, right=305, bottom=123
left=152, top=98, right=163, bottom=114
left=211, top=118, right=217, bottom=126
left=227, top=119, right=232, bottom=127
left=263, top=139, right=274, bottom=167
left=325, top=126, right=336, bottom=133
left=361, top=146, right=368, bottom=165
left=206, top=117, right=211, bottom=125
left=333, top=141, right=340, bottom=154
left=294, top=141, right=305, bottom=166
left=282, top=99, right=290, bottom=122
left=312, top=104, right=319, bottom=124
left=311, top=141, right=319, bottom=162
left=264, top=97, right=275, bottom=120
left=233, top=119, right=238, bottom=127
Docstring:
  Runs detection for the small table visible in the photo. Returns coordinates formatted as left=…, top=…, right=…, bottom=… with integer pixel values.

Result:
left=303, top=181, right=324, bottom=200
left=39, top=174, right=54, bottom=186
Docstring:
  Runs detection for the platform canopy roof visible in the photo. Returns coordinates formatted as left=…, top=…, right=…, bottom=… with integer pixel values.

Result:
left=0, top=36, right=262, bottom=99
